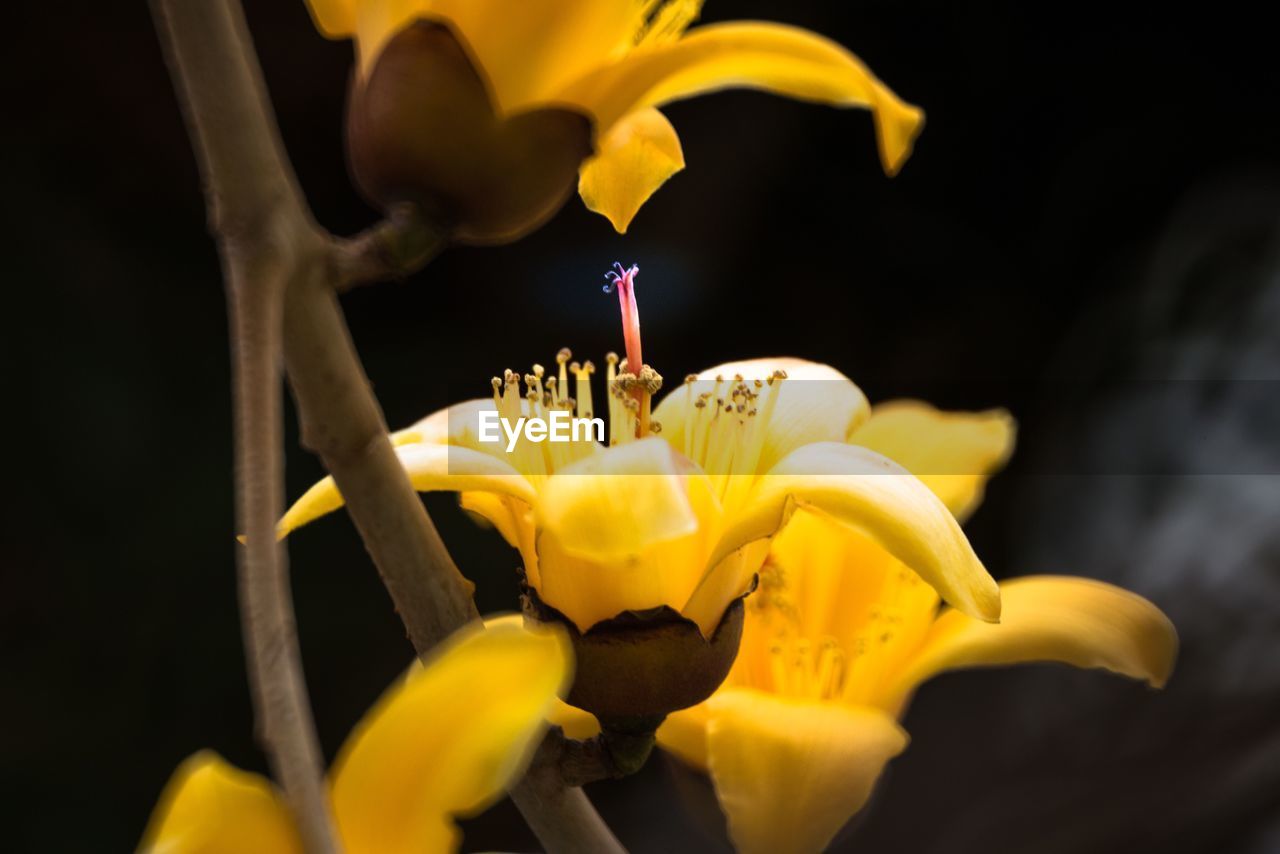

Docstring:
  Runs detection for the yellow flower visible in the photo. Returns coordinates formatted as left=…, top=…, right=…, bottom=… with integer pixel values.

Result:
left=138, top=621, right=570, bottom=854
left=278, top=354, right=997, bottom=636
left=276, top=346, right=999, bottom=728
left=641, top=402, right=1180, bottom=854
left=305, top=0, right=924, bottom=240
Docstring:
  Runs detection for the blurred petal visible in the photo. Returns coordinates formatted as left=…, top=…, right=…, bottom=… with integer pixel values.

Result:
left=579, top=107, right=686, bottom=233
left=558, top=22, right=925, bottom=175
left=138, top=751, right=301, bottom=854
left=656, top=702, right=712, bottom=771
left=705, top=690, right=908, bottom=854
left=850, top=400, right=1016, bottom=521
left=881, top=576, right=1178, bottom=712
left=304, top=0, right=356, bottom=38
left=654, top=358, right=870, bottom=475
left=696, top=442, right=1000, bottom=625
left=331, top=621, right=571, bottom=853
left=276, top=443, right=534, bottom=540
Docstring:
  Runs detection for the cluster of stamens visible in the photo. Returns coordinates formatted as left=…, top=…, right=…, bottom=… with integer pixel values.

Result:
left=752, top=559, right=927, bottom=703
left=672, top=369, right=788, bottom=506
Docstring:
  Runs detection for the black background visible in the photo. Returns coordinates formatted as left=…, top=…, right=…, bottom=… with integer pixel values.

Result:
left=4, top=1, right=1279, bottom=851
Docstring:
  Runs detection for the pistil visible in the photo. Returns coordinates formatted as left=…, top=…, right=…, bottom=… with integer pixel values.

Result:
left=604, top=263, right=662, bottom=438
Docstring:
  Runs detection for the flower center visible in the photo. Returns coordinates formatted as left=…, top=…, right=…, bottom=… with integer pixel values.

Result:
left=748, top=559, right=932, bottom=704
left=668, top=369, right=789, bottom=510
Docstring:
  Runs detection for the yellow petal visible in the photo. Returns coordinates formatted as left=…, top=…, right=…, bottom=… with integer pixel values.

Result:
left=485, top=614, right=600, bottom=739
left=304, top=0, right=356, bottom=38
left=765, top=509, right=941, bottom=677
left=558, top=22, right=925, bottom=175
left=694, top=442, right=1000, bottom=627
left=850, top=400, right=1016, bottom=521
left=578, top=107, right=685, bottom=233
left=656, top=701, right=712, bottom=771
left=353, top=0, right=636, bottom=110
left=276, top=442, right=534, bottom=540
left=330, top=620, right=571, bottom=853
left=880, top=576, right=1178, bottom=713
left=654, top=358, right=871, bottom=476
left=389, top=399, right=489, bottom=449
left=535, top=439, right=722, bottom=630
left=138, top=751, right=301, bottom=854
left=705, top=690, right=908, bottom=854
left=547, top=699, right=602, bottom=741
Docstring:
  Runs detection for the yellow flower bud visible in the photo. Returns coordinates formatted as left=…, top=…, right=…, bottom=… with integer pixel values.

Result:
left=347, top=22, right=592, bottom=244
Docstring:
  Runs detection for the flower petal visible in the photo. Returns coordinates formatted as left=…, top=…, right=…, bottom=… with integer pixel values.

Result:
left=547, top=699, right=602, bottom=741
left=275, top=443, right=534, bottom=540
left=692, top=442, right=1000, bottom=628
left=656, top=701, right=712, bottom=771
left=879, top=576, right=1178, bottom=713
left=654, top=358, right=870, bottom=476
left=138, top=751, right=301, bottom=853
left=705, top=690, right=908, bottom=854
left=535, top=438, right=722, bottom=629
left=352, top=0, right=636, bottom=110
left=330, top=620, right=571, bottom=853
left=578, top=107, right=686, bottom=233
left=557, top=22, right=925, bottom=175
left=304, top=0, right=356, bottom=39
left=850, top=400, right=1016, bottom=521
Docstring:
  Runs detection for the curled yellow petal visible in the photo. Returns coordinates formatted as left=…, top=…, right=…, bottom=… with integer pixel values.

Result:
left=558, top=22, right=925, bottom=175
left=850, top=400, right=1016, bottom=521
left=654, top=357, right=871, bottom=476
left=697, top=442, right=1000, bottom=625
left=880, top=576, right=1178, bottom=713
left=579, top=107, right=686, bottom=233
left=330, top=620, right=571, bottom=853
left=705, top=690, right=908, bottom=854
left=275, top=442, right=534, bottom=540
left=138, top=751, right=301, bottom=854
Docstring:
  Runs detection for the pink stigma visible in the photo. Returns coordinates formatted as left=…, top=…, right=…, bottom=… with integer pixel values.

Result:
left=604, top=262, right=643, bottom=374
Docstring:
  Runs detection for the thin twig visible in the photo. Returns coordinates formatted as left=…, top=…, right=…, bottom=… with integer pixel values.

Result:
left=152, top=1, right=625, bottom=851
left=150, top=1, right=336, bottom=850
left=283, top=262, right=627, bottom=854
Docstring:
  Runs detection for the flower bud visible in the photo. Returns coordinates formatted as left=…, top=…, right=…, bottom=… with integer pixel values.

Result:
left=346, top=22, right=593, bottom=245
left=523, top=585, right=745, bottom=723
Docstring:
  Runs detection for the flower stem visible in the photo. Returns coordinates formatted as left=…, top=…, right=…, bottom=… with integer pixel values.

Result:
left=151, top=2, right=625, bottom=851
left=151, top=0, right=336, bottom=849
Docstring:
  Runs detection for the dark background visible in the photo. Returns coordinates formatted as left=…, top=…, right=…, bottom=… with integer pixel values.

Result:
left=4, top=1, right=1279, bottom=851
